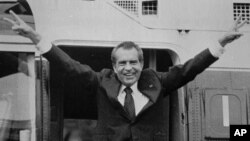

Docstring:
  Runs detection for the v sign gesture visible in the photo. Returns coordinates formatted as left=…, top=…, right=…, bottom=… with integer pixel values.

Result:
left=218, top=14, right=249, bottom=47
left=2, top=10, right=41, bottom=44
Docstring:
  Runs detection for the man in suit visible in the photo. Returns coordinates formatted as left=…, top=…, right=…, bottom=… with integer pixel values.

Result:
left=3, top=11, right=248, bottom=141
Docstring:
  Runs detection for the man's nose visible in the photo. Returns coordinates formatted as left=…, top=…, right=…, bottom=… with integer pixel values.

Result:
left=124, top=63, right=132, bottom=70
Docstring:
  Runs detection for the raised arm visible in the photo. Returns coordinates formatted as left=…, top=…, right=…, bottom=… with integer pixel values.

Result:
left=2, top=10, right=41, bottom=44
left=160, top=15, right=248, bottom=92
left=2, top=11, right=99, bottom=86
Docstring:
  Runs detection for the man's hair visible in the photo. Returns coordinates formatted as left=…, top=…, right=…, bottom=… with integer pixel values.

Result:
left=111, top=41, right=144, bottom=64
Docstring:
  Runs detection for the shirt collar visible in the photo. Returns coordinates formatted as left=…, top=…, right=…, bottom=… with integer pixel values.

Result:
left=121, top=82, right=138, bottom=93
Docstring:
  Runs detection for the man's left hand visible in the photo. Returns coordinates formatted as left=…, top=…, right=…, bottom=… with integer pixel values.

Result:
left=219, top=14, right=249, bottom=47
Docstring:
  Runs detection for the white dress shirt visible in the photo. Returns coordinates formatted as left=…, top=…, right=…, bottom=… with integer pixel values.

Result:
left=117, top=82, right=149, bottom=115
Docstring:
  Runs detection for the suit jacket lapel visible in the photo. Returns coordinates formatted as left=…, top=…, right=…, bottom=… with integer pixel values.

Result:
left=102, top=73, right=120, bottom=102
left=101, top=73, right=131, bottom=120
left=138, top=69, right=161, bottom=103
left=137, top=69, right=162, bottom=114
left=102, top=69, right=162, bottom=120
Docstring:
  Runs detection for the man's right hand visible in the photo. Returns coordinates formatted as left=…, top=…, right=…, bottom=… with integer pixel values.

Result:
left=2, top=10, right=41, bottom=44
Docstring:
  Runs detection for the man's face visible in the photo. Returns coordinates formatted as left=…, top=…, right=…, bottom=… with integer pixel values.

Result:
left=113, top=47, right=144, bottom=87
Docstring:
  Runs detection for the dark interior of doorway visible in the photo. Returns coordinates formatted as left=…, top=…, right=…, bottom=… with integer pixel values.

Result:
left=49, top=46, right=179, bottom=141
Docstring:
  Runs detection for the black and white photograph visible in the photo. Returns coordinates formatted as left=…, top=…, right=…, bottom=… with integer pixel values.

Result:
left=0, top=0, right=250, bottom=141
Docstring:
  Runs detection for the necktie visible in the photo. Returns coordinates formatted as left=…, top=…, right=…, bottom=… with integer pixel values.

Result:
left=124, top=87, right=135, bottom=120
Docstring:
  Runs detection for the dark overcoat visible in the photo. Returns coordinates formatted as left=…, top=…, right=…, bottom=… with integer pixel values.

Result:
left=44, top=46, right=218, bottom=141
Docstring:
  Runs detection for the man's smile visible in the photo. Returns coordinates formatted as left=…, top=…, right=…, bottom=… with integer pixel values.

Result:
left=123, top=72, right=136, bottom=77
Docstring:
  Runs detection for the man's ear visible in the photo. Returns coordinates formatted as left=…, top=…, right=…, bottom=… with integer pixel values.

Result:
left=140, top=61, right=144, bottom=69
left=113, top=64, right=117, bottom=73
